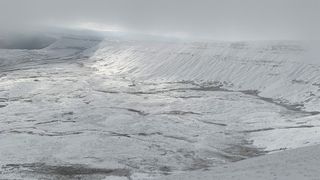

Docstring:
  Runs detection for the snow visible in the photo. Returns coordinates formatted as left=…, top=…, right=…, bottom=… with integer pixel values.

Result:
left=89, top=40, right=320, bottom=112
left=0, top=33, right=319, bottom=179
left=158, top=144, right=320, bottom=180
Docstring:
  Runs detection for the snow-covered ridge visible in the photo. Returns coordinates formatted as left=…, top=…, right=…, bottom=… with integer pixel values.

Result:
left=0, top=35, right=101, bottom=72
left=90, top=40, right=320, bottom=112
left=0, top=33, right=56, bottom=50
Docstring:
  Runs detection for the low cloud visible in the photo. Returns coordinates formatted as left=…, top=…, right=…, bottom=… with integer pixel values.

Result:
left=0, top=0, right=319, bottom=40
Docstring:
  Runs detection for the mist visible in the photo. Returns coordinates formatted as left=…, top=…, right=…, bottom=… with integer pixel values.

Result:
left=0, top=0, right=319, bottom=41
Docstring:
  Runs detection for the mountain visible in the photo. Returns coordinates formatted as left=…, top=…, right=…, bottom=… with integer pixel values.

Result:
left=0, top=31, right=319, bottom=179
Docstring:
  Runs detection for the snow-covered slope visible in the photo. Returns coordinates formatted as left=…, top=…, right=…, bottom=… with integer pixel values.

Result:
left=158, top=144, right=320, bottom=180
left=0, top=33, right=319, bottom=179
left=89, top=40, right=320, bottom=112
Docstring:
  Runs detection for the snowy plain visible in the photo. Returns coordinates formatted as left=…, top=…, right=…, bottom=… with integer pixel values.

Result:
left=0, top=32, right=320, bottom=179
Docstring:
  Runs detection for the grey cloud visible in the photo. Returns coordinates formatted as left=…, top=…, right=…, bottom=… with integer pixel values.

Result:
left=0, top=0, right=319, bottom=40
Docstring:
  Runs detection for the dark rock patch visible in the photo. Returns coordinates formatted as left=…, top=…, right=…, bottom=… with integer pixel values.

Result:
left=2, top=163, right=131, bottom=177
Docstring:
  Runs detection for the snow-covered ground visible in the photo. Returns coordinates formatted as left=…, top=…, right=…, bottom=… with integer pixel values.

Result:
left=158, top=144, right=320, bottom=180
left=0, top=33, right=319, bottom=179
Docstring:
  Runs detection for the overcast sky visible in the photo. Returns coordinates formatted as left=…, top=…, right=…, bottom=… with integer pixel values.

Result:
left=0, top=0, right=319, bottom=40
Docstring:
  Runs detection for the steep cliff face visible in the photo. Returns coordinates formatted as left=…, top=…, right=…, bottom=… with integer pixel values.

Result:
left=89, top=40, right=320, bottom=112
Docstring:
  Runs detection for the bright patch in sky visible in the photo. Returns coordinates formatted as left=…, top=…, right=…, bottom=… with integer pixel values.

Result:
left=77, top=22, right=125, bottom=32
